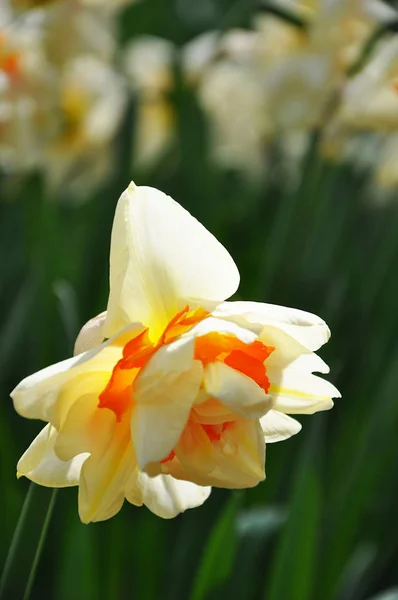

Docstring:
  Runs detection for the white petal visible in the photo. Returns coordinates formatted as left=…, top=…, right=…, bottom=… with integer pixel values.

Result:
left=104, top=182, right=240, bottom=339
left=17, top=423, right=89, bottom=487
left=11, top=323, right=143, bottom=427
left=127, top=472, right=211, bottom=518
left=260, top=410, right=302, bottom=443
left=198, top=312, right=330, bottom=375
left=175, top=418, right=266, bottom=489
left=213, top=301, right=330, bottom=351
left=74, top=311, right=107, bottom=355
left=203, top=361, right=273, bottom=419
left=187, top=316, right=257, bottom=344
left=54, top=392, right=111, bottom=462
left=268, top=364, right=340, bottom=414
left=52, top=393, right=137, bottom=524
left=132, top=336, right=203, bottom=468
left=259, top=325, right=329, bottom=372
left=75, top=408, right=136, bottom=524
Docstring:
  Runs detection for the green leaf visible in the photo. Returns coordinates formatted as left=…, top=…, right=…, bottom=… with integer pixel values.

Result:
left=0, top=279, right=34, bottom=379
left=265, top=424, right=322, bottom=600
left=0, top=484, right=57, bottom=600
left=53, top=279, right=80, bottom=354
left=55, top=511, right=100, bottom=600
left=189, top=492, right=242, bottom=600
left=367, top=590, right=398, bottom=600
left=226, top=506, right=287, bottom=600
left=334, top=544, right=377, bottom=600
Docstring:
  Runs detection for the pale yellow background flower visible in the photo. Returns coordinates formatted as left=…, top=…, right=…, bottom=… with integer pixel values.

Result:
left=124, top=36, right=176, bottom=170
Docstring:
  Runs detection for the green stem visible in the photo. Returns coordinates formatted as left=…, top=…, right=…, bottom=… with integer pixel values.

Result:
left=0, top=484, right=35, bottom=599
left=23, top=489, right=58, bottom=600
left=0, top=485, right=58, bottom=600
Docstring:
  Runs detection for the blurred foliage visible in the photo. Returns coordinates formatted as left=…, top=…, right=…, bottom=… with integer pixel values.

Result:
left=1, top=1, right=398, bottom=599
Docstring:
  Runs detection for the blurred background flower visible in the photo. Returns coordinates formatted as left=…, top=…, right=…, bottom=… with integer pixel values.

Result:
left=2, top=0, right=398, bottom=599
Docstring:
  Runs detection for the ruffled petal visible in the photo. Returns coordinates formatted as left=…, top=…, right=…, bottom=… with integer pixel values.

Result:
left=188, top=316, right=257, bottom=344
left=104, top=183, right=240, bottom=339
left=173, top=418, right=265, bottom=489
left=268, top=362, right=340, bottom=415
left=78, top=445, right=135, bottom=524
left=74, top=311, right=107, bottom=355
left=11, top=323, right=144, bottom=428
left=17, top=423, right=88, bottom=487
left=126, top=471, right=211, bottom=518
left=203, top=361, right=273, bottom=419
left=213, top=301, right=330, bottom=351
left=260, top=410, right=302, bottom=443
left=132, top=336, right=203, bottom=469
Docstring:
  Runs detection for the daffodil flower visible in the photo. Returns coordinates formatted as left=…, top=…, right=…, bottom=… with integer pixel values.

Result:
left=11, top=182, right=340, bottom=523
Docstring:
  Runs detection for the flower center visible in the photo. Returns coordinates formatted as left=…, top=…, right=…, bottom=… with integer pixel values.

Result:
left=98, top=306, right=208, bottom=421
left=195, top=332, right=274, bottom=392
left=160, top=335, right=274, bottom=464
left=98, top=307, right=274, bottom=434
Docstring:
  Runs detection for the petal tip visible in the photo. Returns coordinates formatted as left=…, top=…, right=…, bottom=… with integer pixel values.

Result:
left=127, top=181, right=137, bottom=194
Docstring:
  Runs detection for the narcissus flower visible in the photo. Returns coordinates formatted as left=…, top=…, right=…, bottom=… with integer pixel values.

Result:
left=123, top=37, right=176, bottom=170
left=11, top=182, right=340, bottom=523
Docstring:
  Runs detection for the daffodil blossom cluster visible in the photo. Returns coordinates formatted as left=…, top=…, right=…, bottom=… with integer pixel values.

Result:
left=3, top=0, right=398, bottom=196
left=125, top=0, right=398, bottom=190
left=0, top=0, right=129, bottom=194
left=11, top=183, right=340, bottom=522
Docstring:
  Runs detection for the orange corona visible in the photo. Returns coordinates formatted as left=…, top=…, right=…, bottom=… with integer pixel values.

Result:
left=99, top=306, right=274, bottom=463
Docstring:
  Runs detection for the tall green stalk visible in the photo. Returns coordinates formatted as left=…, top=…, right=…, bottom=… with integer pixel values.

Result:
left=0, top=485, right=58, bottom=600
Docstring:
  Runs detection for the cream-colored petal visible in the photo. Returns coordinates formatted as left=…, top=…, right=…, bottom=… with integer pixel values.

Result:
left=192, top=395, right=236, bottom=424
left=188, top=316, right=257, bottom=344
left=268, top=364, right=340, bottom=415
left=17, top=423, right=88, bottom=488
left=203, top=361, right=273, bottom=419
left=54, top=392, right=112, bottom=462
left=11, top=354, right=100, bottom=422
left=195, top=313, right=330, bottom=375
left=11, top=323, right=143, bottom=427
left=73, top=405, right=136, bottom=524
left=285, top=352, right=330, bottom=374
left=213, top=301, right=330, bottom=351
left=260, top=410, right=302, bottom=443
left=55, top=376, right=149, bottom=526
left=259, top=325, right=329, bottom=372
left=74, top=311, right=107, bottom=355
left=126, top=471, right=211, bottom=518
left=104, top=182, right=240, bottom=339
left=132, top=336, right=203, bottom=469
left=175, top=418, right=265, bottom=489
left=50, top=371, right=111, bottom=432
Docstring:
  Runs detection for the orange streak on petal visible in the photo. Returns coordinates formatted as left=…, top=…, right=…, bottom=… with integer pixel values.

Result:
left=98, top=329, right=155, bottom=421
left=159, top=305, right=190, bottom=345
left=178, top=307, right=210, bottom=326
left=120, top=328, right=155, bottom=369
left=160, top=306, right=210, bottom=345
left=195, top=333, right=274, bottom=392
left=224, top=350, right=271, bottom=393
left=160, top=449, right=176, bottom=463
left=97, top=307, right=210, bottom=422
left=98, top=362, right=135, bottom=422
left=201, top=423, right=223, bottom=442
left=194, top=332, right=236, bottom=364
left=239, top=339, right=274, bottom=362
